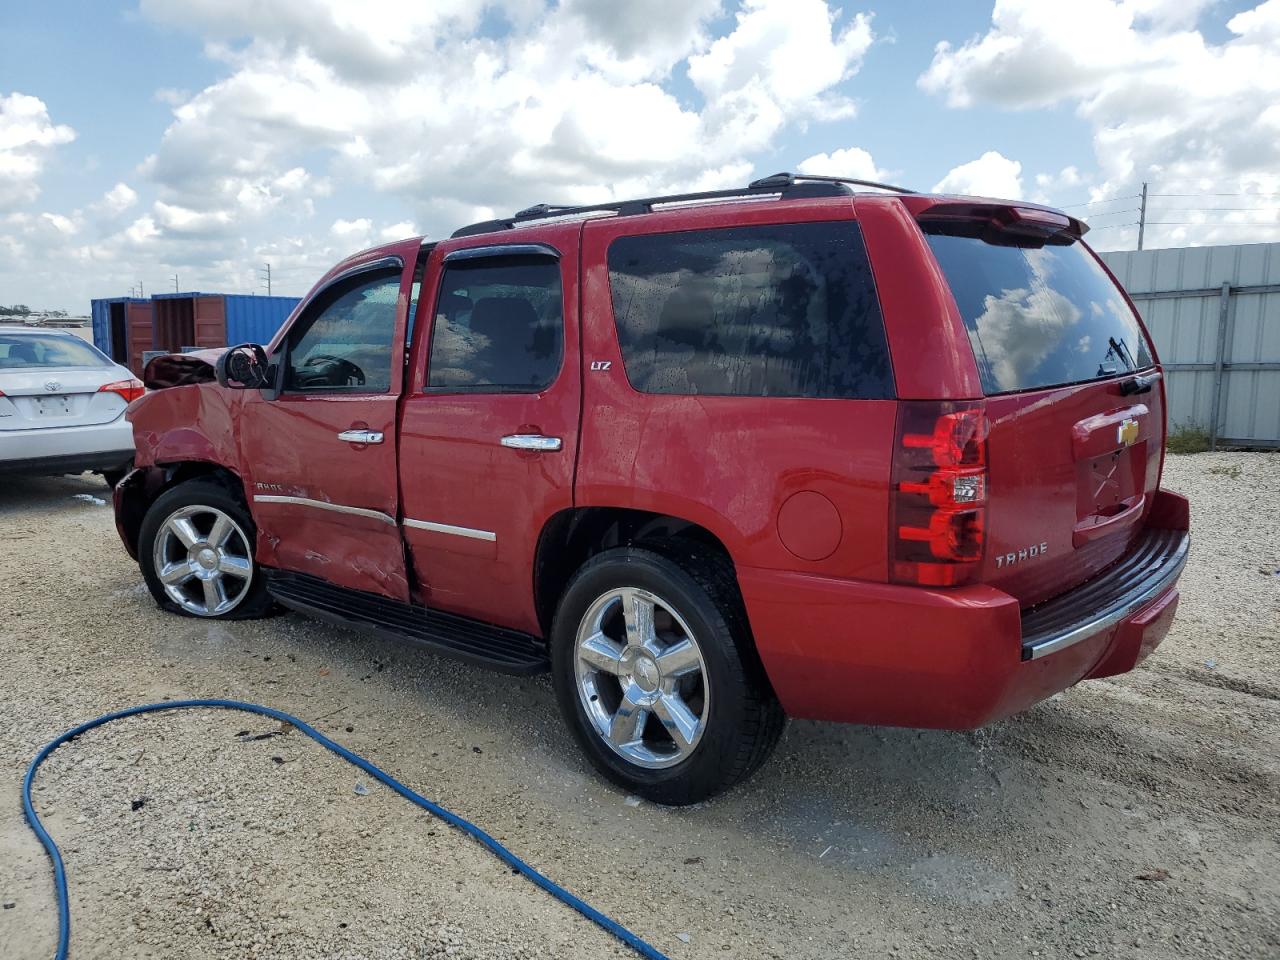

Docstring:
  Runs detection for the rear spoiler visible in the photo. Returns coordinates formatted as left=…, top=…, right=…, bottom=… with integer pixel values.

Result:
left=903, top=196, right=1087, bottom=240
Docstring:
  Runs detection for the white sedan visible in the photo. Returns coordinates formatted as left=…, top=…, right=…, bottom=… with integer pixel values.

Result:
left=0, top=327, right=141, bottom=487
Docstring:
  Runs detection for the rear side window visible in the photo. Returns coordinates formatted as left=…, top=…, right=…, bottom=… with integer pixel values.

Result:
left=427, top=257, right=562, bottom=392
left=607, top=222, right=892, bottom=398
left=925, top=226, right=1154, bottom=394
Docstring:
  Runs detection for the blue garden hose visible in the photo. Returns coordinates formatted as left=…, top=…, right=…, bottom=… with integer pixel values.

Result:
left=22, top=699, right=671, bottom=960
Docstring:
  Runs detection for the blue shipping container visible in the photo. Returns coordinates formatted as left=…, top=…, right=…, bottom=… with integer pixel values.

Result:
left=89, top=296, right=150, bottom=365
left=90, top=298, right=110, bottom=354
left=224, top=294, right=300, bottom=345
left=141, top=291, right=301, bottom=353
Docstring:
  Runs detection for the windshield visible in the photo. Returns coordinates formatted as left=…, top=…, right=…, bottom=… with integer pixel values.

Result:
left=0, top=333, right=110, bottom=369
left=925, top=226, right=1153, bottom=394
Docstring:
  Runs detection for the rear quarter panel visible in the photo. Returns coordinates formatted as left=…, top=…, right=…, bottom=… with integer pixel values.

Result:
left=855, top=195, right=983, bottom=401
left=577, top=198, right=896, bottom=579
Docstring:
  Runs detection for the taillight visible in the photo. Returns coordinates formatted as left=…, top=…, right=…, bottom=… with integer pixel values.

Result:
left=98, top=379, right=145, bottom=403
left=890, top=400, right=989, bottom=587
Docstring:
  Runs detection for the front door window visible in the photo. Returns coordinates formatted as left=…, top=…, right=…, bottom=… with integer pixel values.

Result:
left=284, top=271, right=401, bottom=393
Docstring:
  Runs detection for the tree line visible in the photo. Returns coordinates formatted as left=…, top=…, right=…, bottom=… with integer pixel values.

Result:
left=0, top=305, right=70, bottom=317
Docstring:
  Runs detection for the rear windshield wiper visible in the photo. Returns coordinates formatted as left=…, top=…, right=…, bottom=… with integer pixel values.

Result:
left=1108, top=336, right=1138, bottom=372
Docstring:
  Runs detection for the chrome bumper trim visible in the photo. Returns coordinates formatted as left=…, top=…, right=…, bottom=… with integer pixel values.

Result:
left=1022, top=530, right=1189, bottom=661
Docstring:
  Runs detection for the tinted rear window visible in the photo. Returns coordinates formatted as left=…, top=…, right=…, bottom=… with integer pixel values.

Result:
left=607, top=222, right=892, bottom=398
left=925, top=226, right=1153, bottom=394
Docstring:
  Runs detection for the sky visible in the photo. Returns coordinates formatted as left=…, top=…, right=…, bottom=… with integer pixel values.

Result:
left=2, top=0, right=1279, bottom=312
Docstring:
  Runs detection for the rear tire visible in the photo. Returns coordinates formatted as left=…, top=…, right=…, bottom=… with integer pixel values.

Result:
left=138, top=479, right=274, bottom=620
left=550, top=545, right=784, bottom=805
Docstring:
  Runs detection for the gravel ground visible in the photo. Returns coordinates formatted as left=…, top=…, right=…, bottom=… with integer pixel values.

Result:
left=1, top=452, right=1277, bottom=959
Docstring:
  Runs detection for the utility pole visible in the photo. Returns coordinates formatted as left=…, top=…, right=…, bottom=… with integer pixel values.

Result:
left=259, top=262, right=272, bottom=296
left=172, top=274, right=179, bottom=293
left=1137, top=181, right=1148, bottom=251
left=138, top=280, right=144, bottom=298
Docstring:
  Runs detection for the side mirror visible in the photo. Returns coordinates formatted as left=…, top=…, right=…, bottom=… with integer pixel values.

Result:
left=216, top=343, right=272, bottom=390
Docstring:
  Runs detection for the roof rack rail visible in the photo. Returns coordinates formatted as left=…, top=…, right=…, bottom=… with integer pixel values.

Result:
left=451, top=171, right=905, bottom=239
left=512, top=203, right=579, bottom=218
left=748, top=171, right=915, bottom=195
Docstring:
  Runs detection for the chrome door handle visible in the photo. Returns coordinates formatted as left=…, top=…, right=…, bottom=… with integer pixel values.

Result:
left=501, top=434, right=562, bottom=452
left=338, top=429, right=384, bottom=444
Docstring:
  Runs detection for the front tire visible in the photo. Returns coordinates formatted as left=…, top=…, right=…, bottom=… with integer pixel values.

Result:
left=551, top=545, right=784, bottom=805
left=138, top=479, right=273, bottom=619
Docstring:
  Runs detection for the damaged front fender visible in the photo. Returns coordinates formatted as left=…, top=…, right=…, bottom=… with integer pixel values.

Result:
left=127, top=377, right=239, bottom=470
left=114, top=361, right=248, bottom=559
left=112, top=466, right=164, bottom=560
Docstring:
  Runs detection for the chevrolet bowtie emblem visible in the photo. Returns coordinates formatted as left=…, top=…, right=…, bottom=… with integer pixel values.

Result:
left=1117, top=417, right=1140, bottom=447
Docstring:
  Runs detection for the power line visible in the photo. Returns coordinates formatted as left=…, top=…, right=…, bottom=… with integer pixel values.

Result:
left=1081, top=207, right=1141, bottom=218
left=1141, top=220, right=1280, bottom=226
left=1142, top=206, right=1280, bottom=213
left=1148, top=192, right=1277, bottom=198
left=1058, top=194, right=1140, bottom=209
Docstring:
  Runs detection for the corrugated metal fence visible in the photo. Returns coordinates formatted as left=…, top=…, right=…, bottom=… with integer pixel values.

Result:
left=1101, top=242, right=1280, bottom=449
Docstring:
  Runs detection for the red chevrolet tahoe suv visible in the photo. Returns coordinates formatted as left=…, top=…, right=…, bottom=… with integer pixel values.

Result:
left=113, top=173, right=1190, bottom=804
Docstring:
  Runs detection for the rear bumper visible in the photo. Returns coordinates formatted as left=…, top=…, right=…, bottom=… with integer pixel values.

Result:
left=1021, top=527, right=1187, bottom=661
left=0, top=417, right=133, bottom=474
left=740, top=492, right=1190, bottom=729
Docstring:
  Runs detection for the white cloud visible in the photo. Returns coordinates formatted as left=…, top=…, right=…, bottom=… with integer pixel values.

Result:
left=154, top=201, right=236, bottom=236
left=380, top=221, right=416, bottom=241
left=331, top=217, right=371, bottom=237
left=918, top=1, right=1172, bottom=110
left=2, top=1, right=879, bottom=309
left=272, top=167, right=311, bottom=192
left=99, top=182, right=138, bottom=214
left=689, top=1, right=872, bottom=110
left=933, top=151, right=1024, bottom=199
left=1126, top=0, right=1217, bottom=31
left=135, top=0, right=875, bottom=226
left=0, top=92, right=75, bottom=211
left=123, top=216, right=160, bottom=246
left=797, top=146, right=885, bottom=182
left=1034, top=166, right=1082, bottom=194
left=920, top=0, right=1280, bottom=248
left=40, top=212, right=78, bottom=235
left=139, top=0, right=491, bottom=82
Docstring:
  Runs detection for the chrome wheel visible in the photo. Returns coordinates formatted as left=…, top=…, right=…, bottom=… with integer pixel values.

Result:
left=574, top=587, right=709, bottom=769
left=152, top=504, right=253, bottom=617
